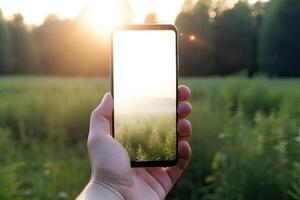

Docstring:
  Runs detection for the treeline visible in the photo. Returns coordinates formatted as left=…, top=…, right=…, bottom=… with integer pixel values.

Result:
left=176, top=0, right=300, bottom=77
left=0, top=10, right=110, bottom=76
left=0, top=0, right=300, bottom=77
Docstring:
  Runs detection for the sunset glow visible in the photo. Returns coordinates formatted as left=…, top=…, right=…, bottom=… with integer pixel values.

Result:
left=113, top=30, right=176, bottom=103
left=0, top=0, right=184, bottom=26
left=0, top=0, right=269, bottom=30
left=84, top=1, right=123, bottom=33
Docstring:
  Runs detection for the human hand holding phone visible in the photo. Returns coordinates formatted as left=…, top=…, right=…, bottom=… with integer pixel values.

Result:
left=77, top=85, right=192, bottom=200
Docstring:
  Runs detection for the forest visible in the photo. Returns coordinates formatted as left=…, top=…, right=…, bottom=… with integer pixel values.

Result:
left=0, top=0, right=299, bottom=77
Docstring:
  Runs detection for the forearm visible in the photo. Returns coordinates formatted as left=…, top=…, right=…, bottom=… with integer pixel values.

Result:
left=77, top=182, right=125, bottom=200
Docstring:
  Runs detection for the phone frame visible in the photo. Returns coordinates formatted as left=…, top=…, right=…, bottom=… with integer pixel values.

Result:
left=110, top=24, right=178, bottom=167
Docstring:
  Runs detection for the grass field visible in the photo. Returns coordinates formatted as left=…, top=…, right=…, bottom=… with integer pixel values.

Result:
left=0, top=77, right=300, bottom=200
left=115, top=111, right=176, bottom=162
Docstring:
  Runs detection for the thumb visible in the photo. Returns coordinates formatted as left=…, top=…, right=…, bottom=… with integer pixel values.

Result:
left=89, top=92, right=113, bottom=136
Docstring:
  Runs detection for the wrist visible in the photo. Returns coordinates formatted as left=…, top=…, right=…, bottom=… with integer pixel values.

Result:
left=77, top=181, right=125, bottom=200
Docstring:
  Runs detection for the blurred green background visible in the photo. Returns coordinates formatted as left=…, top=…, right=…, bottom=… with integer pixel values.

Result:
left=0, top=78, right=299, bottom=200
left=0, top=0, right=300, bottom=199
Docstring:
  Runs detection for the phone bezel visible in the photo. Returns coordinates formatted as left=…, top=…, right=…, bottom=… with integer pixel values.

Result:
left=110, top=24, right=179, bottom=167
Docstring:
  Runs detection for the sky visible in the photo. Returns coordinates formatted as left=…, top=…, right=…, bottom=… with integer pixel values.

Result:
left=0, top=0, right=267, bottom=26
left=0, top=0, right=183, bottom=25
left=113, top=30, right=176, bottom=104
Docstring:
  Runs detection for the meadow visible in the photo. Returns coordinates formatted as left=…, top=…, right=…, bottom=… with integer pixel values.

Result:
left=0, top=77, right=300, bottom=200
left=115, top=111, right=176, bottom=162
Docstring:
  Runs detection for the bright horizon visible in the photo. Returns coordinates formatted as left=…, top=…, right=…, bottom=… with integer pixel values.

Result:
left=0, top=0, right=184, bottom=25
left=0, top=0, right=268, bottom=28
left=113, top=30, right=177, bottom=109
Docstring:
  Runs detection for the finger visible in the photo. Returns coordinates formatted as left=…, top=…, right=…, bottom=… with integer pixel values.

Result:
left=178, top=119, right=192, bottom=140
left=178, top=101, right=192, bottom=118
left=89, top=92, right=113, bottom=136
left=179, top=85, right=191, bottom=101
left=166, top=141, right=191, bottom=185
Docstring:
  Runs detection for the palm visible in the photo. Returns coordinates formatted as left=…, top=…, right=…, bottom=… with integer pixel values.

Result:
left=131, top=168, right=171, bottom=199
left=91, top=137, right=171, bottom=199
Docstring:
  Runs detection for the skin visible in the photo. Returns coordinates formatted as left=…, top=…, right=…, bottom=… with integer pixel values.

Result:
left=77, top=85, right=192, bottom=200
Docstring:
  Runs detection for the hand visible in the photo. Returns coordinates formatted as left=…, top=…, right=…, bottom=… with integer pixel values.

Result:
left=77, top=85, right=192, bottom=200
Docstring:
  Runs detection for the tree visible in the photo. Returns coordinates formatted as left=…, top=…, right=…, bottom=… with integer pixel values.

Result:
left=176, top=0, right=215, bottom=76
left=247, top=1, right=269, bottom=77
left=118, top=0, right=134, bottom=24
left=8, top=13, right=39, bottom=74
left=144, top=12, right=158, bottom=23
left=214, top=1, right=255, bottom=75
left=0, top=10, right=14, bottom=74
left=34, top=14, right=109, bottom=75
left=258, top=0, right=300, bottom=77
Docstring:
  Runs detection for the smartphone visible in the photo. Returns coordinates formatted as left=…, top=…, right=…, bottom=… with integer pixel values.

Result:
left=111, top=24, right=178, bottom=167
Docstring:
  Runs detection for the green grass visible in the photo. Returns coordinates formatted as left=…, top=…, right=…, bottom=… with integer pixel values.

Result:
left=116, top=112, right=176, bottom=161
left=0, top=77, right=299, bottom=200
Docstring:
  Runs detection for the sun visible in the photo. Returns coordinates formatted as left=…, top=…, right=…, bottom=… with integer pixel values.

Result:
left=84, top=0, right=123, bottom=34
left=81, top=0, right=184, bottom=35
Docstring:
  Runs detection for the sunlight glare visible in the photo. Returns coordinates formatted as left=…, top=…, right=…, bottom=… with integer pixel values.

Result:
left=129, top=0, right=184, bottom=23
left=113, top=30, right=176, bottom=106
left=85, top=0, right=122, bottom=34
left=189, top=35, right=195, bottom=41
